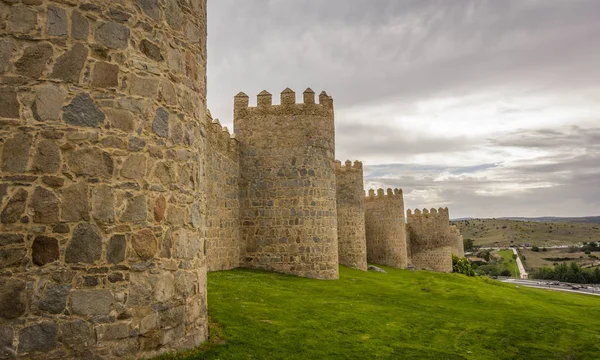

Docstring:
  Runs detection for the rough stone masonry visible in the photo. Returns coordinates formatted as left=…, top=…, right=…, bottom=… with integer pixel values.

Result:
left=0, top=0, right=465, bottom=358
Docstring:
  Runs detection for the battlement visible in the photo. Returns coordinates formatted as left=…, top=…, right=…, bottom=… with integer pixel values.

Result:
left=335, top=159, right=363, bottom=172
left=207, top=110, right=239, bottom=159
left=407, top=207, right=449, bottom=219
left=365, top=188, right=403, bottom=202
left=234, top=88, right=334, bottom=117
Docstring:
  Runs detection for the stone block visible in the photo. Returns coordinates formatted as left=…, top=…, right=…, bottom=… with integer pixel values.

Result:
left=39, top=284, right=70, bottom=314
left=0, top=326, right=14, bottom=359
left=71, top=10, right=89, bottom=40
left=158, top=80, right=177, bottom=106
left=95, top=21, right=130, bottom=49
left=61, top=182, right=90, bottom=222
left=104, top=108, right=135, bottom=133
left=140, top=39, right=163, bottom=61
left=154, top=271, right=175, bottom=302
left=15, top=43, right=53, bottom=79
left=0, top=248, right=27, bottom=267
left=128, top=137, right=147, bottom=152
left=47, top=5, right=67, bottom=36
left=67, top=147, right=114, bottom=178
left=106, top=235, right=125, bottom=264
left=32, top=85, right=67, bottom=121
left=120, top=195, right=147, bottom=223
left=164, top=0, right=183, bottom=30
left=154, top=195, right=166, bottom=222
left=0, top=87, right=19, bottom=119
left=70, top=289, right=113, bottom=316
left=121, top=154, right=147, bottom=179
left=91, top=61, right=119, bottom=88
left=137, top=0, right=160, bottom=20
left=131, top=228, right=157, bottom=260
left=130, top=75, right=158, bottom=98
left=1, top=189, right=28, bottom=224
left=50, top=44, right=88, bottom=83
left=9, top=6, right=37, bottom=33
left=32, top=139, right=61, bottom=174
left=32, top=186, right=59, bottom=224
left=65, top=223, right=102, bottom=264
left=1, top=133, right=32, bottom=173
left=0, top=38, right=14, bottom=74
left=140, top=313, right=159, bottom=335
left=62, top=93, right=105, bottom=128
left=0, top=234, right=23, bottom=247
left=152, top=107, right=169, bottom=138
left=0, top=279, right=26, bottom=319
left=17, top=322, right=58, bottom=354
left=31, top=235, right=59, bottom=266
left=92, top=185, right=115, bottom=223
left=58, top=319, right=93, bottom=348
left=95, top=323, right=129, bottom=342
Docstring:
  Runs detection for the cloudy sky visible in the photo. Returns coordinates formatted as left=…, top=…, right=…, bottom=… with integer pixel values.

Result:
left=206, top=0, right=600, bottom=218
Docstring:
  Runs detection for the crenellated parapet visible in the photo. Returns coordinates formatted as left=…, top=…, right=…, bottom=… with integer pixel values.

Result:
left=335, top=160, right=363, bottom=172
left=206, top=110, right=239, bottom=162
left=406, top=206, right=456, bottom=272
left=235, top=88, right=333, bottom=117
left=407, top=207, right=450, bottom=222
left=365, top=188, right=403, bottom=202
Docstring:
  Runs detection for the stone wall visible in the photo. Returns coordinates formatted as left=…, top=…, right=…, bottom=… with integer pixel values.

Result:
left=0, top=0, right=208, bottom=358
left=364, top=188, right=407, bottom=268
left=234, top=89, right=339, bottom=280
left=335, top=160, right=366, bottom=271
left=449, top=225, right=465, bottom=258
left=206, top=112, right=240, bottom=271
left=406, top=208, right=455, bottom=272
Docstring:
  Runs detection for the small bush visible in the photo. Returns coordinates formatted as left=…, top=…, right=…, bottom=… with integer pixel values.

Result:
left=452, top=255, right=476, bottom=277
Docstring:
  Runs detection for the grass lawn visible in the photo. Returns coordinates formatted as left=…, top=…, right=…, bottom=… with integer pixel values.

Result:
left=497, top=249, right=520, bottom=277
left=162, top=266, right=600, bottom=360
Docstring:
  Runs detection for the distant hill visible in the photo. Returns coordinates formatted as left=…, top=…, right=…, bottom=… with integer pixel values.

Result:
left=451, top=218, right=600, bottom=247
left=451, top=216, right=600, bottom=224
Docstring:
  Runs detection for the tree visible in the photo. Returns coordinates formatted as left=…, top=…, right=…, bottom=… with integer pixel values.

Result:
left=463, top=238, right=474, bottom=251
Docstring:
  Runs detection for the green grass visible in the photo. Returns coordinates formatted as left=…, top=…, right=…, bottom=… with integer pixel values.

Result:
left=497, top=249, right=520, bottom=277
left=162, top=267, right=600, bottom=360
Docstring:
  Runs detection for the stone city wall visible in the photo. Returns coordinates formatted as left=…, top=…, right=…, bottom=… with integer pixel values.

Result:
left=406, top=208, right=454, bottom=272
left=364, top=188, right=407, bottom=268
left=206, top=112, right=240, bottom=271
left=335, top=160, right=367, bottom=271
left=234, top=89, right=339, bottom=280
left=0, top=0, right=208, bottom=358
left=449, top=225, right=465, bottom=257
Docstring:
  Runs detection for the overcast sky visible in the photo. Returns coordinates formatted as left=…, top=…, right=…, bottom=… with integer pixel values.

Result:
left=206, top=0, right=600, bottom=218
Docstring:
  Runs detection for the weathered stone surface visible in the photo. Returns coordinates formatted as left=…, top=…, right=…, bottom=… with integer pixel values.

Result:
left=175, top=270, right=195, bottom=297
left=0, top=234, right=23, bottom=247
left=108, top=9, right=131, bottom=23
left=0, top=185, right=6, bottom=207
left=43, top=176, right=65, bottom=188
left=160, top=305, right=184, bottom=329
left=154, top=195, right=166, bottom=222
left=32, top=235, right=59, bottom=266
left=153, top=107, right=169, bottom=138
left=1, top=133, right=32, bottom=172
left=128, top=137, right=146, bottom=152
left=137, top=0, right=160, bottom=20
left=63, top=93, right=105, bottom=127
left=95, top=323, right=129, bottom=342
left=61, top=182, right=89, bottom=222
left=140, top=313, right=159, bottom=334
left=130, top=75, right=158, bottom=98
left=67, top=148, right=113, bottom=178
left=32, top=187, right=59, bottom=224
left=131, top=228, right=157, bottom=260
left=166, top=206, right=186, bottom=227
left=0, top=326, right=14, bottom=359
left=8, top=6, right=37, bottom=33
left=95, top=21, right=130, bottom=49
left=0, top=38, right=14, bottom=74
left=140, top=40, right=163, bottom=61
left=51, top=270, right=76, bottom=284
left=0, top=279, right=26, bottom=319
left=164, top=0, right=183, bottom=30
left=17, top=322, right=58, bottom=354
left=71, top=10, right=89, bottom=40
left=32, top=139, right=61, bottom=173
left=15, top=43, right=53, bottom=79
left=0, top=87, right=19, bottom=119
left=39, top=284, right=70, bottom=314
left=120, top=195, right=146, bottom=223
left=107, top=234, right=126, bottom=264
left=91, top=61, right=119, bottom=88
left=50, top=44, right=88, bottom=83
left=127, top=273, right=152, bottom=306
left=32, top=85, right=67, bottom=121
left=105, top=108, right=135, bottom=133
left=154, top=271, right=175, bottom=302
left=166, top=46, right=184, bottom=73
left=121, top=154, right=147, bottom=179
left=159, top=80, right=177, bottom=106
left=59, top=320, right=93, bottom=348
left=0, top=248, right=26, bottom=267
left=47, top=6, right=68, bottom=36
left=1, top=189, right=28, bottom=224
left=71, top=290, right=113, bottom=316
left=65, top=223, right=102, bottom=264
left=92, top=185, right=115, bottom=224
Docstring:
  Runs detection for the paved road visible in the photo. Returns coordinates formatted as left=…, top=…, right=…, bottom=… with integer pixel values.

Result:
left=510, top=248, right=528, bottom=279
left=502, top=278, right=600, bottom=297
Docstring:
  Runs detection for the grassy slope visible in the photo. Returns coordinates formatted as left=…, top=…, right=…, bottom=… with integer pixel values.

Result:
left=165, top=267, right=600, bottom=360
left=452, top=219, right=600, bottom=247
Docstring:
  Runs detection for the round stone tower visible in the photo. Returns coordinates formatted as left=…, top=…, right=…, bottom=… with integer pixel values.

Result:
left=234, top=89, right=339, bottom=280
left=0, top=1, right=208, bottom=358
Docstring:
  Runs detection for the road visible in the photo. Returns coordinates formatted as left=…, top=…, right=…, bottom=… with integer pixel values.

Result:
left=501, top=278, right=600, bottom=296
left=510, top=248, right=528, bottom=279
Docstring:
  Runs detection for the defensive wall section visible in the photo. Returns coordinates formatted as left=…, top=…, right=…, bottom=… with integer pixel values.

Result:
left=0, top=0, right=208, bottom=358
left=406, top=208, right=455, bottom=272
left=449, top=225, right=465, bottom=257
left=335, top=160, right=367, bottom=271
left=234, top=89, right=339, bottom=280
left=206, top=113, right=240, bottom=271
left=365, top=188, right=408, bottom=268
